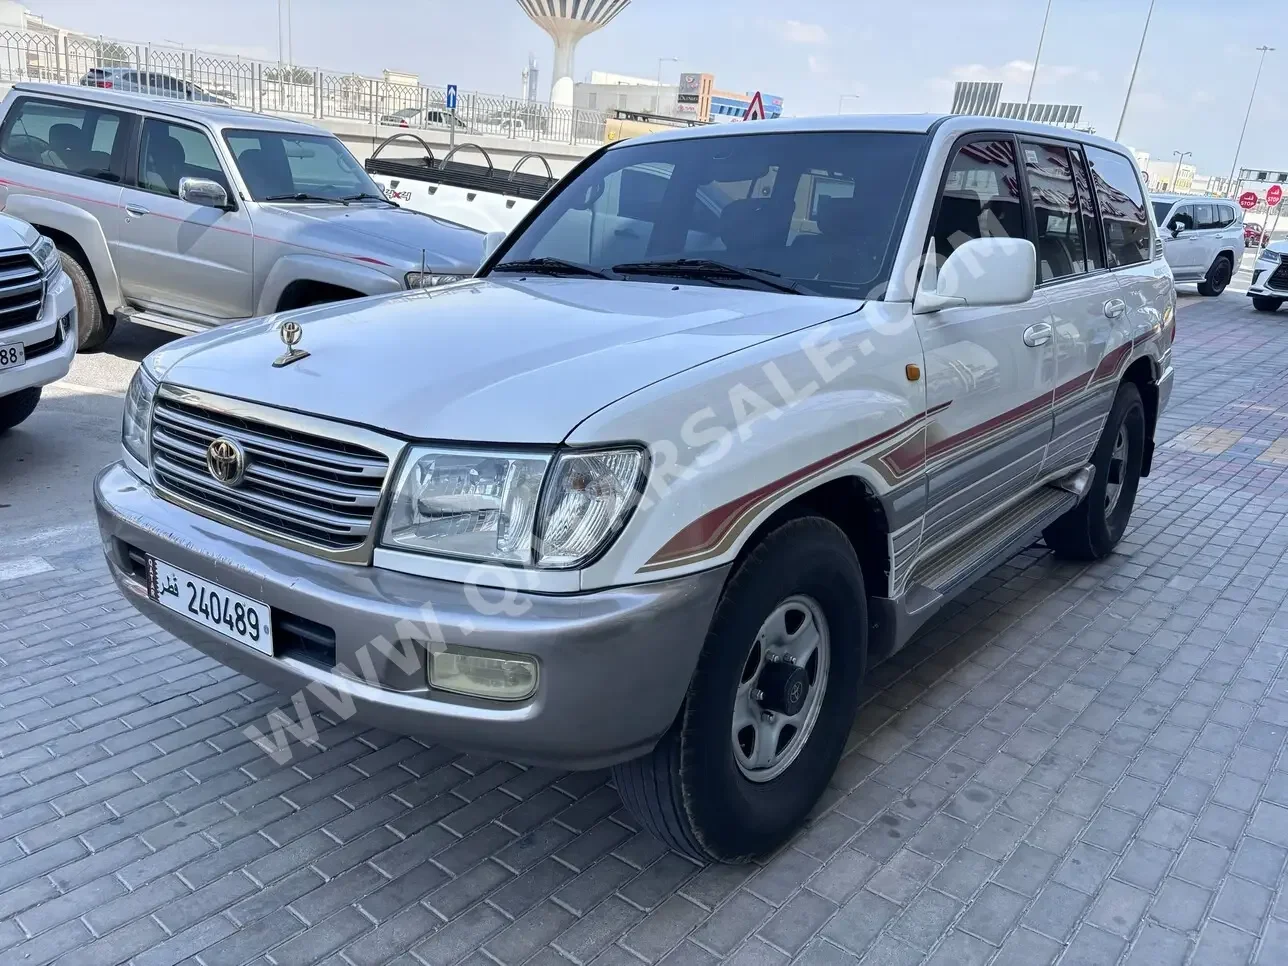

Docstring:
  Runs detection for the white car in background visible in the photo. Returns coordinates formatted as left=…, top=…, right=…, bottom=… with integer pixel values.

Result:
left=1150, top=193, right=1245, bottom=296
left=1248, top=241, right=1288, bottom=312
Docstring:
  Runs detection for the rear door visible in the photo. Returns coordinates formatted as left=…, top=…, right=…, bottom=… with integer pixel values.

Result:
left=114, top=116, right=253, bottom=320
left=916, top=135, right=1056, bottom=547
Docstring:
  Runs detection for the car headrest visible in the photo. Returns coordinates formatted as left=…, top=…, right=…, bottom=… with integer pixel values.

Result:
left=146, top=134, right=184, bottom=170
left=816, top=196, right=863, bottom=237
left=719, top=198, right=772, bottom=247
left=48, top=123, right=85, bottom=153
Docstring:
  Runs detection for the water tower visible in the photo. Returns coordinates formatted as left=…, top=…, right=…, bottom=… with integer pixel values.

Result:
left=516, top=0, right=631, bottom=106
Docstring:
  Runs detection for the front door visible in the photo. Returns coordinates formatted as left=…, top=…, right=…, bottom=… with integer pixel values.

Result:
left=916, top=136, right=1056, bottom=548
left=1162, top=203, right=1202, bottom=277
left=114, top=116, right=253, bottom=321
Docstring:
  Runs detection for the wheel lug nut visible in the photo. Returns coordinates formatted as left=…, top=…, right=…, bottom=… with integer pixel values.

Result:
left=762, top=711, right=775, bottom=722
left=751, top=688, right=764, bottom=702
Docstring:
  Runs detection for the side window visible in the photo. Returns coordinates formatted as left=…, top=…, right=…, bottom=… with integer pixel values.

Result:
left=1194, top=204, right=1219, bottom=230
left=137, top=118, right=228, bottom=198
left=931, top=138, right=1024, bottom=262
left=1085, top=146, right=1151, bottom=267
left=1021, top=141, right=1088, bottom=281
left=1173, top=206, right=1195, bottom=231
left=1069, top=147, right=1104, bottom=271
left=0, top=97, right=126, bottom=181
left=1218, top=205, right=1236, bottom=229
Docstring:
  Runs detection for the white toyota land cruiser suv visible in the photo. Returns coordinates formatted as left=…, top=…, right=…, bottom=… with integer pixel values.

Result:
left=96, top=115, right=1175, bottom=861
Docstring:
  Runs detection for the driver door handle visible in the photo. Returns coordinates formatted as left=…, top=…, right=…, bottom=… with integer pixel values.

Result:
left=125, top=204, right=150, bottom=217
left=1104, top=298, right=1127, bottom=319
left=1023, top=322, right=1053, bottom=347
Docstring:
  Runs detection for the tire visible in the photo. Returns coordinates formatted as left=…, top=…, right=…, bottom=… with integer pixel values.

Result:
left=62, top=250, right=113, bottom=351
left=1044, top=382, right=1146, bottom=561
left=1252, top=296, right=1284, bottom=313
left=0, top=386, right=41, bottom=433
left=613, top=516, right=867, bottom=862
left=1197, top=255, right=1232, bottom=297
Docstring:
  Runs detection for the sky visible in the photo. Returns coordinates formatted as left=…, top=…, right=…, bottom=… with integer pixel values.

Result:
left=24, top=0, right=1288, bottom=179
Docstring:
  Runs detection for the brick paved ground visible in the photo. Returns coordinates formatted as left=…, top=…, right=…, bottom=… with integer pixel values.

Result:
left=3, top=292, right=1288, bottom=966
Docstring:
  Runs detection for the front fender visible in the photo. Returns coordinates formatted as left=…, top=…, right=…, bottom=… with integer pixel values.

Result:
left=5, top=192, right=123, bottom=311
left=255, top=254, right=403, bottom=315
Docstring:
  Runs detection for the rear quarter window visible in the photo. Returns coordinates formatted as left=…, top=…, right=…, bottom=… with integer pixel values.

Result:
left=0, top=96, right=127, bottom=181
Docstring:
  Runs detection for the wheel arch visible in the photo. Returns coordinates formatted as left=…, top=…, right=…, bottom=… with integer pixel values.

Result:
left=274, top=278, right=368, bottom=312
left=8, top=194, right=123, bottom=311
left=1122, top=356, right=1159, bottom=476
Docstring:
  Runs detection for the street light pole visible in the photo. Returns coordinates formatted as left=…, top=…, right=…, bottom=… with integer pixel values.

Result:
left=1115, top=0, right=1157, bottom=141
left=1026, top=0, right=1054, bottom=108
left=1225, top=45, right=1274, bottom=197
left=1172, top=150, right=1192, bottom=191
left=654, top=57, right=678, bottom=114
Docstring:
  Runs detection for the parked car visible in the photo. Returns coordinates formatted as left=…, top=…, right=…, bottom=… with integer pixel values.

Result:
left=95, top=114, right=1175, bottom=862
left=1247, top=241, right=1288, bottom=312
left=81, top=67, right=229, bottom=104
left=1244, top=220, right=1270, bottom=247
left=0, top=83, right=484, bottom=350
left=1150, top=193, right=1245, bottom=296
left=0, top=222, right=78, bottom=433
left=378, top=107, right=467, bottom=131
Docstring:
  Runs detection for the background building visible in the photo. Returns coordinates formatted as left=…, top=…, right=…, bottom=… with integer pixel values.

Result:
left=950, top=80, right=1084, bottom=130
left=575, top=69, right=783, bottom=122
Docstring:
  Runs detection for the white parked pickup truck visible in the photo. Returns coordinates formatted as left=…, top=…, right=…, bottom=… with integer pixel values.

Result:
left=96, top=113, right=1175, bottom=862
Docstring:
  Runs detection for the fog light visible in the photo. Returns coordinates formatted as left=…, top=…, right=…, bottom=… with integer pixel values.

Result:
left=429, top=646, right=538, bottom=701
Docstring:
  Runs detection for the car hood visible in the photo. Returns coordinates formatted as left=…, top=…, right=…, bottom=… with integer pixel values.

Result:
left=150, top=278, right=860, bottom=443
left=0, top=212, right=38, bottom=250
left=1262, top=240, right=1288, bottom=258
left=259, top=202, right=484, bottom=273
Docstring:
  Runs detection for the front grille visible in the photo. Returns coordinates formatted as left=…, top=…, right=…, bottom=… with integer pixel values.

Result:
left=1269, top=263, right=1288, bottom=292
left=0, top=249, right=44, bottom=333
left=150, top=395, right=390, bottom=553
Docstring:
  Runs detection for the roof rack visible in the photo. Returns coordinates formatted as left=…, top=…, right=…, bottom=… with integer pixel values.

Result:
left=363, top=133, right=555, bottom=202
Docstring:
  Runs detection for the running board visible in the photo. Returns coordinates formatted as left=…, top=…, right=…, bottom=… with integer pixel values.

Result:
left=116, top=308, right=211, bottom=338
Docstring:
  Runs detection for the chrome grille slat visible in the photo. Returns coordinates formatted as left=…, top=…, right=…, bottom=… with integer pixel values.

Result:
left=149, top=393, right=392, bottom=554
left=0, top=249, right=43, bottom=333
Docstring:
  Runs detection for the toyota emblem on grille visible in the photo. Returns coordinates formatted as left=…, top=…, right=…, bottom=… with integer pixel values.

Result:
left=206, top=437, right=247, bottom=487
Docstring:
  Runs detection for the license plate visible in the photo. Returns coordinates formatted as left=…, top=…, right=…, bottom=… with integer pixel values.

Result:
left=0, top=342, right=24, bottom=370
left=148, top=558, right=273, bottom=655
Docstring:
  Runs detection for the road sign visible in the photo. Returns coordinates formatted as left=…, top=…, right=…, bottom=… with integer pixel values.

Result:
left=1239, top=191, right=1259, bottom=210
left=1269, top=185, right=1284, bottom=207
left=446, top=85, right=458, bottom=111
left=742, top=91, right=766, bottom=121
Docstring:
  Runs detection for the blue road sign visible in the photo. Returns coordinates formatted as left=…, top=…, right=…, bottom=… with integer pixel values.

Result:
left=446, top=85, right=458, bottom=111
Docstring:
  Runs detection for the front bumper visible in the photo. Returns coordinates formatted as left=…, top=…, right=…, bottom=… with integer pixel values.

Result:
left=0, top=269, right=77, bottom=398
left=95, top=462, right=726, bottom=769
left=1248, top=256, right=1288, bottom=298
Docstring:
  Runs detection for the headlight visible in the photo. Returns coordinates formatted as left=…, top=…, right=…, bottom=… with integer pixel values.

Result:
left=405, top=272, right=469, bottom=289
left=31, top=235, right=59, bottom=276
left=1259, top=249, right=1282, bottom=264
left=381, top=445, right=646, bottom=568
left=122, top=365, right=159, bottom=467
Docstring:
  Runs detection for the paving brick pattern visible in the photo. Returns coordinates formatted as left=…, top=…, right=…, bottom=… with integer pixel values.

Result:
left=3, top=293, right=1288, bottom=965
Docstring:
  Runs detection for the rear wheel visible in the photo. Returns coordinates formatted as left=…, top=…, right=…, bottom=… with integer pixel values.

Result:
left=1044, top=382, right=1146, bottom=561
left=0, top=386, right=41, bottom=433
left=613, top=516, right=867, bottom=862
left=1197, top=255, right=1232, bottom=297
left=62, top=250, right=113, bottom=351
left=1252, top=296, right=1284, bottom=313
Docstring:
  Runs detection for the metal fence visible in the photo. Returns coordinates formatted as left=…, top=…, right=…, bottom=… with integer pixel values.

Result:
left=0, top=28, right=609, bottom=147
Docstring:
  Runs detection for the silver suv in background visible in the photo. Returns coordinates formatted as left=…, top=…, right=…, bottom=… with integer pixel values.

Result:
left=1151, top=193, right=1245, bottom=296
left=81, top=68, right=230, bottom=104
left=0, top=84, right=484, bottom=349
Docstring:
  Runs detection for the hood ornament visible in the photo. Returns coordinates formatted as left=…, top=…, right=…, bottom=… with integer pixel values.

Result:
left=273, top=320, right=310, bottom=368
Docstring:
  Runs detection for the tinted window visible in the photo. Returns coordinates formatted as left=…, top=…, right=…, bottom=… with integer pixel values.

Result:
left=1085, top=146, right=1152, bottom=267
left=1172, top=206, right=1195, bottom=231
left=1194, top=204, right=1220, bottom=230
left=0, top=97, right=126, bottom=181
left=137, top=118, right=228, bottom=197
left=1152, top=201, right=1175, bottom=226
left=1069, top=148, right=1103, bottom=271
left=225, top=129, right=381, bottom=201
left=1214, top=204, right=1236, bottom=229
left=1021, top=141, right=1088, bottom=281
left=931, top=138, right=1025, bottom=266
left=499, top=131, right=928, bottom=300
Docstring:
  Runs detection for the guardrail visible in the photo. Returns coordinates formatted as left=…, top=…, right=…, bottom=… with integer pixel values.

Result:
left=0, top=28, right=610, bottom=147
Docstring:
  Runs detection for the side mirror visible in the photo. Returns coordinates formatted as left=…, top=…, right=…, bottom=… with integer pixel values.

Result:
left=179, top=176, right=229, bottom=210
left=1169, top=221, right=1184, bottom=237
left=914, top=236, right=1036, bottom=314
left=482, top=231, right=506, bottom=260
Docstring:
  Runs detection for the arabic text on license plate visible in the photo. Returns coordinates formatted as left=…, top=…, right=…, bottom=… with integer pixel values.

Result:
left=0, top=342, right=25, bottom=370
left=148, top=558, right=273, bottom=655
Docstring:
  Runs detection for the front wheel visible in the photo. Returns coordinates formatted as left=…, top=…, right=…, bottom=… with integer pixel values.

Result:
left=0, top=386, right=41, bottom=433
left=1044, top=382, right=1146, bottom=561
left=62, top=251, right=114, bottom=351
left=613, top=516, right=867, bottom=862
left=1197, top=255, right=1232, bottom=297
left=1252, top=296, right=1284, bottom=313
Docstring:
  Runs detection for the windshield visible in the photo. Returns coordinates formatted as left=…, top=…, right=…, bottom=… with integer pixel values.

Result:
left=492, top=131, right=928, bottom=299
left=224, top=129, right=383, bottom=202
left=1152, top=202, right=1175, bottom=226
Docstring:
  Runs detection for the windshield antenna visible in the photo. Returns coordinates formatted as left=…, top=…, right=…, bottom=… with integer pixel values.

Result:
left=421, top=248, right=427, bottom=284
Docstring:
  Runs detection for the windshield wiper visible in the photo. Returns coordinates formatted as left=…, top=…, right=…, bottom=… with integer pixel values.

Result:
left=342, top=192, right=397, bottom=206
left=491, top=257, right=617, bottom=280
left=263, top=192, right=348, bottom=205
left=611, top=258, right=807, bottom=295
